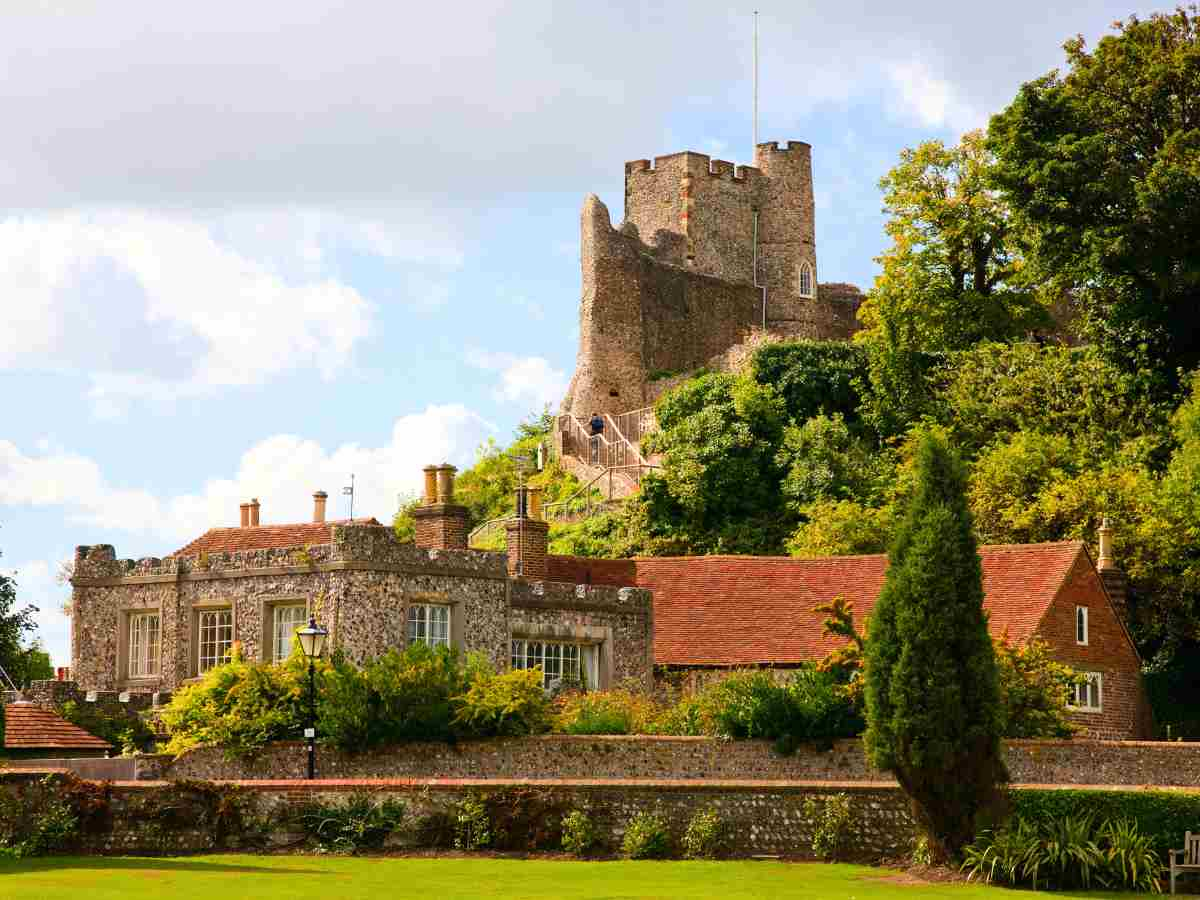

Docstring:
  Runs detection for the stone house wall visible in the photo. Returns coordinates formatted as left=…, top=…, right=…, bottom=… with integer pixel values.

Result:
left=70, top=525, right=652, bottom=694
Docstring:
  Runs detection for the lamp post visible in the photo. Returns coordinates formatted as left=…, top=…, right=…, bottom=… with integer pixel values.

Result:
left=296, top=617, right=328, bottom=780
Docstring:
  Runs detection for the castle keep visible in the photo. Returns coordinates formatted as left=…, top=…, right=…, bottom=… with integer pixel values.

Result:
left=562, top=141, right=863, bottom=420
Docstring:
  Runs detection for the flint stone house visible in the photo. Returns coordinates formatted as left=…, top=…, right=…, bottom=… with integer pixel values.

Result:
left=548, top=533, right=1152, bottom=740
left=69, top=468, right=654, bottom=695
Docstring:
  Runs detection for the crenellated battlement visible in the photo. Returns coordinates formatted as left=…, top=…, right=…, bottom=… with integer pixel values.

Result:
left=625, top=151, right=761, bottom=183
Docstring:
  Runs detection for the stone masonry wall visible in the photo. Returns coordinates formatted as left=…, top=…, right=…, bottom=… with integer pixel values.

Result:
left=70, top=526, right=652, bottom=697
left=28, top=777, right=913, bottom=859
left=155, top=736, right=1200, bottom=787
left=509, top=580, right=654, bottom=691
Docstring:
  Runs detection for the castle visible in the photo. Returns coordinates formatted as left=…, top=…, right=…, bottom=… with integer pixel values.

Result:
left=561, top=141, right=863, bottom=420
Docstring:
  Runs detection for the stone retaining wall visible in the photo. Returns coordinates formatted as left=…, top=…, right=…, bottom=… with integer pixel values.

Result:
left=154, top=736, right=1200, bottom=787
left=79, top=778, right=916, bottom=858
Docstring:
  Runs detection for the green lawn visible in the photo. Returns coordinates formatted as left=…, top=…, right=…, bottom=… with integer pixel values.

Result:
left=0, top=855, right=1158, bottom=899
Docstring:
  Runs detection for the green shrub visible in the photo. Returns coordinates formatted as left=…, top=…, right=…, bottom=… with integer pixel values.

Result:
left=160, top=649, right=308, bottom=759
left=453, top=667, right=551, bottom=737
left=622, top=811, right=671, bottom=859
left=453, top=796, right=492, bottom=851
left=320, top=644, right=467, bottom=752
left=0, top=786, right=78, bottom=858
left=554, top=689, right=658, bottom=735
left=962, top=813, right=1162, bottom=893
left=803, top=792, right=853, bottom=861
left=1011, top=787, right=1200, bottom=860
left=561, top=809, right=596, bottom=856
left=682, top=808, right=724, bottom=859
left=297, top=794, right=405, bottom=853
left=652, top=694, right=710, bottom=736
left=705, top=667, right=862, bottom=754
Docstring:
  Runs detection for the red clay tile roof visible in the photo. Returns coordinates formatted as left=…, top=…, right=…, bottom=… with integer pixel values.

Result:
left=554, top=541, right=1089, bottom=667
left=172, top=518, right=381, bottom=557
left=3, top=703, right=113, bottom=751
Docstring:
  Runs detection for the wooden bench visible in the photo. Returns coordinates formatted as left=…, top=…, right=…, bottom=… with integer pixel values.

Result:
left=1172, top=831, right=1200, bottom=894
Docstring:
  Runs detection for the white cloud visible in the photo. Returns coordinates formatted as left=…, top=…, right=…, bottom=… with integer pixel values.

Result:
left=0, top=212, right=379, bottom=413
left=468, top=350, right=568, bottom=409
left=885, top=60, right=985, bottom=132
left=0, top=403, right=496, bottom=550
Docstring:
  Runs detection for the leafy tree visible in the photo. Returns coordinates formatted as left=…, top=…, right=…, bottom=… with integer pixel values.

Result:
left=988, top=7, right=1200, bottom=383
left=0, top=550, right=43, bottom=689
left=864, top=431, right=1005, bottom=861
left=786, top=499, right=894, bottom=558
left=749, top=340, right=867, bottom=426
left=638, top=372, right=791, bottom=554
left=994, top=636, right=1078, bottom=739
left=858, top=131, right=1049, bottom=353
left=777, top=414, right=892, bottom=513
left=392, top=493, right=420, bottom=543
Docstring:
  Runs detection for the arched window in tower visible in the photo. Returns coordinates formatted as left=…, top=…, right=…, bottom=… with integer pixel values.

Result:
left=798, top=261, right=814, bottom=299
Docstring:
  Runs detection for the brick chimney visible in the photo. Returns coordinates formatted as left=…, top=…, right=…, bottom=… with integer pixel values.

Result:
left=506, top=486, right=549, bottom=579
left=413, top=464, right=469, bottom=550
left=1097, top=517, right=1129, bottom=621
left=249, top=498, right=261, bottom=527
left=313, top=490, right=328, bottom=524
left=239, top=502, right=250, bottom=528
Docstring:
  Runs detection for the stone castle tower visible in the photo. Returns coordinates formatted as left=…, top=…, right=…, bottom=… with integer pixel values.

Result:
left=562, top=141, right=862, bottom=420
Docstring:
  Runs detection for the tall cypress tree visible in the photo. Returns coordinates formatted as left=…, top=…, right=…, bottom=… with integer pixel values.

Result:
left=864, top=430, right=1005, bottom=860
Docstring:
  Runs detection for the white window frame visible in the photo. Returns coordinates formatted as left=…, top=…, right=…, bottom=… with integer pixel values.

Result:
left=407, top=603, right=451, bottom=649
left=127, top=612, right=160, bottom=679
left=798, top=261, right=815, bottom=298
left=197, top=608, right=234, bottom=674
left=272, top=603, right=308, bottom=663
left=510, top=639, right=596, bottom=690
left=1076, top=606, right=1089, bottom=646
left=1068, top=672, right=1102, bottom=711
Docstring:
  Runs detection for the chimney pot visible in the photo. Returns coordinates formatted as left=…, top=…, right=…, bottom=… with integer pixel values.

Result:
left=1098, top=517, right=1115, bottom=571
left=313, top=491, right=328, bottom=524
left=423, top=465, right=439, bottom=506
left=239, top=502, right=250, bottom=528
left=249, top=498, right=261, bottom=527
left=435, top=464, right=457, bottom=504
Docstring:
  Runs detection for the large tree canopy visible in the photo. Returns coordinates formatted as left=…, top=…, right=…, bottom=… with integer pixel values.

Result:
left=0, top=549, right=46, bottom=689
left=989, top=6, right=1200, bottom=381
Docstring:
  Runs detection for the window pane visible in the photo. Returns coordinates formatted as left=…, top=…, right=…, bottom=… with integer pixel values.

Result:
left=511, top=640, right=525, bottom=670
left=199, top=609, right=233, bottom=673
left=409, top=604, right=450, bottom=649
left=128, top=613, right=160, bottom=678
left=274, top=605, right=306, bottom=662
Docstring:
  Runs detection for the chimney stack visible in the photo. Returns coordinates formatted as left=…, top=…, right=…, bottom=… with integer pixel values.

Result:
left=413, top=464, right=469, bottom=550
left=249, top=498, right=261, bottom=527
left=313, top=490, right=328, bottom=524
left=1096, top=517, right=1129, bottom=621
left=505, top=485, right=549, bottom=579
left=240, top=502, right=250, bottom=528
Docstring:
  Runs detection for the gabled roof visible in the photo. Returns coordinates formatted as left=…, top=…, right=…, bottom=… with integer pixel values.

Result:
left=3, top=703, right=113, bottom=751
left=172, top=518, right=381, bottom=557
left=632, top=541, right=1088, bottom=666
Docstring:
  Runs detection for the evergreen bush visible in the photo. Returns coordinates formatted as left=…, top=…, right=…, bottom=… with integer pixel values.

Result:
left=560, top=809, right=596, bottom=856
left=681, top=808, right=724, bottom=859
left=864, top=430, right=1005, bottom=860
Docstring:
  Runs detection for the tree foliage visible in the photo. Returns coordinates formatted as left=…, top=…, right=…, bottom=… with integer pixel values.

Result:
left=989, top=6, right=1200, bottom=382
left=0, top=549, right=47, bottom=689
left=864, top=431, right=1005, bottom=861
left=858, top=130, right=1050, bottom=355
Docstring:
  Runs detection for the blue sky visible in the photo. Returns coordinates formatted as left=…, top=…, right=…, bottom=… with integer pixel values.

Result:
left=0, top=0, right=1162, bottom=666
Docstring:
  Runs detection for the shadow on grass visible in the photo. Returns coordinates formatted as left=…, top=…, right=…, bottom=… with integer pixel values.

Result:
left=0, top=856, right=328, bottom=876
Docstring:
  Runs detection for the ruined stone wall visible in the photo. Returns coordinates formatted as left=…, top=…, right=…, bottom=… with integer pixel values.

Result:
left=562, top=195, right=762, bottom=419
left=563, top=142, right=862, bottom=420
